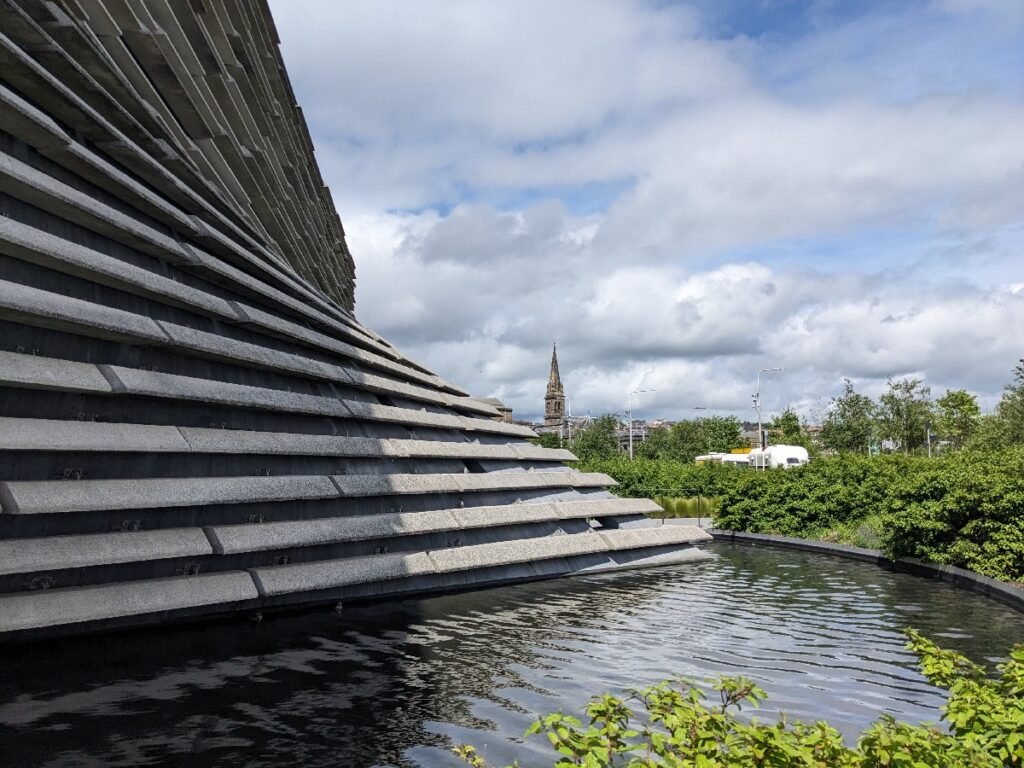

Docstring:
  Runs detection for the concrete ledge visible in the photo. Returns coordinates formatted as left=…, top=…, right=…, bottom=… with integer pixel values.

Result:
left=0, top=571, right=259, bottom=633
left=252, top=552, right=436, bottom=596
left=0, top=278, right=169, bottom=344
left=711, top=529, right=1024, bottom=614
left=209, top=509, right=462, bottom=554
left=0, top=417, right=189, bottom=452
left=0, top=350, right=112, bottom=393
left=0, top=475, right=339, bottom=515
left=600, top=526, right=712, bottom=551
left=0, top=528, right=213, bottom=575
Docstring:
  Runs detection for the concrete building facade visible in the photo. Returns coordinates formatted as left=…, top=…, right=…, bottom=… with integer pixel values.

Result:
left=0, top=0, right=708, bottom=642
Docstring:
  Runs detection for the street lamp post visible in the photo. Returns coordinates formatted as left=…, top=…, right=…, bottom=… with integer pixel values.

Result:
left=753, top=367, right=783, bottom=466
left=628, top=389, right=655, bottom=459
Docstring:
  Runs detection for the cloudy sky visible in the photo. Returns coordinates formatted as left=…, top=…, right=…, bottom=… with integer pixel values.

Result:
left=269, top=0, right=1024, bottom=423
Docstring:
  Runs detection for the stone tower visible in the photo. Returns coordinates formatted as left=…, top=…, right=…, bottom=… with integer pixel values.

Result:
left=544, top=344, right=566, bottom=427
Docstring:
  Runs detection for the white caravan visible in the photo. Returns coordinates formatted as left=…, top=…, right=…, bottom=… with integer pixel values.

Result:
left=748, top=445, right=810, bottom=469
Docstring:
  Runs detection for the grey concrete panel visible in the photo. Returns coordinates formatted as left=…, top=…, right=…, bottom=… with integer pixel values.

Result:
left=0, top=350, right=112, bottom=393
left=0, top=153, right=193, bottom=266
left=0, top=278, right=170, bottom=344
left=341, top=400, right=465, bottom=430
left=156, top=321, right=347, bottom=382
left=0, top=527, right=213, bottom=575
left=455, top=471, right=611, bottom=493
left=0, top=475, right=339, bottom=515
left=343, top=369, right=450, bottom=409
left=427, top=532, right=608, bottom=573
left=0, top=572, right=258, bottom=633
left=104, top=366, right=353, bottom=417
left=179, top=428, right=390, bottom=457
left=231, top=301, right=445, bottom=389
left=554, top=498, right=664, bottom=518
left=252, top=552, right=436, bottom=596
left=512, top=444, right=577, bottom=462
left=459, top=416, right=537, bottom=438
left=450, top=503, right=561, bottom=529
left=0, top=216, right=232, bottom=319
left=210, top=509, right=461, bottom=554
left=0, top=81, right=71, bottom=151
left=0, top=416, right=188, bottom=452
left=599, top=526, right=713, bottom=550
left=398, top=440, right=516, bottom=460
left=331, top=474, right=463, bottom=497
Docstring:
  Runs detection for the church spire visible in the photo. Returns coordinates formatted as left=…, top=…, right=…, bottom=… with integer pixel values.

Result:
left=544, top=342, right=565, bottom=427
left=548, top=343, right=561, bottom=387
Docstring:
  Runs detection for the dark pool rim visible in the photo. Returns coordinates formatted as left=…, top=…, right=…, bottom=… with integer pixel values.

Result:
left=709, top=529, right=1024, bottom=615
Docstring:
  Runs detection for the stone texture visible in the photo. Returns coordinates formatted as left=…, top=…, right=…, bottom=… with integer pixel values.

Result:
left=0, top=278, right=169, bottom=344
left=209, top=510, right=460, bottom=554
left=0, top=572, right=258, bottom=633
left=253, top=552, right=436, bottom=596
left=0, top=417, right=188, bottom=452
left=0, top=528, right=213, bottom=575
left=0, top=475, right=339, bottom=515
left=0, top=350, right=112, bottom=394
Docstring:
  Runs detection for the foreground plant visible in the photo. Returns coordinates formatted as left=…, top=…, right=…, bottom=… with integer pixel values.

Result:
left=454, top=629, right=1023, bottom=767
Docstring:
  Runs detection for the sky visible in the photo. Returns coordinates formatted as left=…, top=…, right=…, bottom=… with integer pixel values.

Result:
left=269, top=0, right=1024, bottom=424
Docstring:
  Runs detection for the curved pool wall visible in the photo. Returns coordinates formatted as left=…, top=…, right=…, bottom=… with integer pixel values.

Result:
left=0, top=543, right=1021, bottom=767
left=711, top=529, right=1024, bottom=613
left=0, top=0, right=709, bottom=641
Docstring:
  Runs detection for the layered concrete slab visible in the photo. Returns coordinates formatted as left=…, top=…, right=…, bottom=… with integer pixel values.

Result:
left=0, top=475, right=339, bottom=515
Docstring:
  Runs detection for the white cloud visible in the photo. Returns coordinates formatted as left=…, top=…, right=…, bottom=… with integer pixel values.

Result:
left=269, top=0, right=1024, bottom=422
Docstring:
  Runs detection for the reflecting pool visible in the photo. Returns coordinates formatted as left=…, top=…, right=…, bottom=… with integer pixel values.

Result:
left=1, top=543, right=1021, bottom=767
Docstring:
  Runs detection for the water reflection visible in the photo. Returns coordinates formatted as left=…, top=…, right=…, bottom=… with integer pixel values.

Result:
left=0, top=543, right=1021, bottom=767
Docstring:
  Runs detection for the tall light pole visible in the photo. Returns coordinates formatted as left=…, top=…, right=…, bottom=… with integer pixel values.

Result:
left=754, top=368, right=783, bottom=463
left=628, top=388, right=655, bottom=459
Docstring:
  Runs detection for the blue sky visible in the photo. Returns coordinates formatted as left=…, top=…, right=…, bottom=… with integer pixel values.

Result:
left=271, top=0, right=1024, bottom=422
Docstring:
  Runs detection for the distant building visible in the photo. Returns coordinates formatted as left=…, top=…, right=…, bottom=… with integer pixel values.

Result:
left=544, top=343, right=565, bottom=428
left=476, top=397, right=513, bottom=423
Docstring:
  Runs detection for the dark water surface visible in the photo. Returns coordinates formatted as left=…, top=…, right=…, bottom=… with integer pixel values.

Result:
left=1, top=543, right=1022, bottom=767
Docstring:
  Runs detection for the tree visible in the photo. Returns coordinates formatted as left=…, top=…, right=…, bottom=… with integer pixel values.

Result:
left=699, top=416, right=746, bottom=453
left=996, top=360, right=1024, bottom=445
left=877, top=377, right=933, bottom=454
left=530, top=432, right=563, bottom=450
left=636, top=417, right=744, bottom=462
left=768, top=406, right=811, bottom=448
left=819, top=379, right=877, bottom=454
left=570, top=414, right=621, bottom=461
left=935, top=389, right=980, bottom=449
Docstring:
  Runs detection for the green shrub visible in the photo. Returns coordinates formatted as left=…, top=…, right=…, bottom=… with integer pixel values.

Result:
left=455, top=630, right=1024, bottom=767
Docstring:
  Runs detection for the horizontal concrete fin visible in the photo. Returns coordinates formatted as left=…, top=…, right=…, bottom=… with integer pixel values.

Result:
left=512, top=444, right=577, bottom=462
left=427, top=532, right=609, bottom=573
left=0, top=572, right=258, bottom=633
left=330, top=471, right=611, bottom=498
left=231, top=300, right=445, bottom=390
left=104, top=366, right=353, bottom=417
left=179, top=428, right=392, bottom=456
left=0, top=216, right=233, bottom=319
left=0, top=153, right=193, bottom=267
left=0, top=528, right=213, bottom=575
left=599, top=526, right=713, bottom=550
left=455, top=471, right=612, bottom=492
left=209, top=509, right=462, bottom=554
left=252, top=552, right=436, bottom=596
left=157, top=320, right=345, bottom=382
left=0, top=475, right=339, bottom=515
left=0, top=416, right=188, bottom=452
left=331, top=474, right=462, bottom=497
left=459, top=416, right=536, bottom=438
left=554, top=498, right=664, bottom=518
left=0, top=350, right=112, bottom=393
left=0, top=278, right=169, bottom=344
